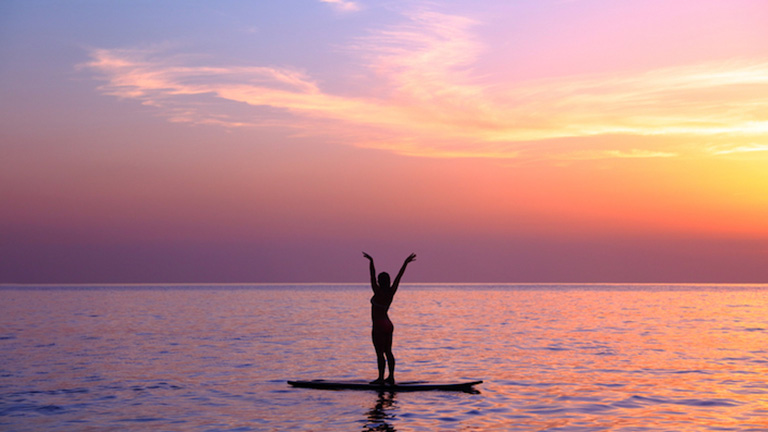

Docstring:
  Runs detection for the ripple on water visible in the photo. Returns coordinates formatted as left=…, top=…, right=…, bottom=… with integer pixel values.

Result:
left=620, top=394, right=741, bottom=408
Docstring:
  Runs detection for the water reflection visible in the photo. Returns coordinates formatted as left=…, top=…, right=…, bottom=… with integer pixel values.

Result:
left=4, top=285, right=768, bottom=431
left=362, top=391, right=397, bottom=432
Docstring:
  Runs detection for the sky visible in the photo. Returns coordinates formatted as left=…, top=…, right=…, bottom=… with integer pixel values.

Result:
left=1, top=0, right=767, bottom=283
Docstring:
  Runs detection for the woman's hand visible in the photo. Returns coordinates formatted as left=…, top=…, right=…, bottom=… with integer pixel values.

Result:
left=405, top=253, right=417, bottom=264
left=363, top=252, right=373, bottom=261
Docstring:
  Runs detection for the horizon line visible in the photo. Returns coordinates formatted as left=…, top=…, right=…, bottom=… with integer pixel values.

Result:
left=2, top=281, right=766, bottom=287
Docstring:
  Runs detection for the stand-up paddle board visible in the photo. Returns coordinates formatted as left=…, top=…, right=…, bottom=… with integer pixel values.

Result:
left=287, top=379, right=482, bottom=392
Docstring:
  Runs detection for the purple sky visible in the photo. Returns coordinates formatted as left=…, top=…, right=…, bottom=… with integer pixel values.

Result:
left=2, top=0, right=767, bottom=283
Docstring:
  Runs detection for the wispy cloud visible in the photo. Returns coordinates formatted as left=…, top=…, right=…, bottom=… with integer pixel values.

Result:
left=708, top=143, right=768, bottom=156
left=84, top=9, right=768, bottom=160
left=319, top=0, right=360, bottom=12
left=558, top=149, right=679, bottom=161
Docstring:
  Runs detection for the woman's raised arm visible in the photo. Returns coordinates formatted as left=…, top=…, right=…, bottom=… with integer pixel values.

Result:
left=362, top=252, right=377, bottom=290
left=391, top=253, right=416, bottom=294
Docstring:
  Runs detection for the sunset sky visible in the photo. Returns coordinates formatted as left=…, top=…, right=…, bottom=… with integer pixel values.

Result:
left=2, top=0, right=767, bottom=283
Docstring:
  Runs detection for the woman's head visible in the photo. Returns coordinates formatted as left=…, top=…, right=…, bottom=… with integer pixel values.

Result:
left=377, top=272, right=391, bottom=289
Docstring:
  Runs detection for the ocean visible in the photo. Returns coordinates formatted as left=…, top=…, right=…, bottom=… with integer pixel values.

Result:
left=1, top=284, right=767, bottom=431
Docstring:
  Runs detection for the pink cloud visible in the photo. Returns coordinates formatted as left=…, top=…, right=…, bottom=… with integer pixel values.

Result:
left=83, top=10, right=768, bottom=160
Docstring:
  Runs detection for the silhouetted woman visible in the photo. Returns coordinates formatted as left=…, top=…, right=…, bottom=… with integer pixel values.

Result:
left=363, top=252, right=416, bottom=385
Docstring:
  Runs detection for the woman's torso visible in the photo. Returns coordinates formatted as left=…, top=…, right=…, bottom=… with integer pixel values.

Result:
left=370, top=290, right=393, bottom=320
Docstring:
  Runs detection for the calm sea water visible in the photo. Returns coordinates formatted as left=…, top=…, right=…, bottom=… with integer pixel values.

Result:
left=1, top=284, right=767, bottom=431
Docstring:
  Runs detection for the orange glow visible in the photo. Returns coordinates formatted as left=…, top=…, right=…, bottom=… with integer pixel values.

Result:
left=3, top=0, right=767, bottom=282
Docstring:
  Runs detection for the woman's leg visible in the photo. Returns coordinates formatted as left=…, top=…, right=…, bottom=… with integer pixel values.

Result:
left=374, top=349, right=386, bottom=383
left=380, top=324, right=395, bottom=384
left=372, top=328, right=386, bottom=384
left=384, top=350, right=395, bottom=384
left=372, top=319, right=395, bottom=384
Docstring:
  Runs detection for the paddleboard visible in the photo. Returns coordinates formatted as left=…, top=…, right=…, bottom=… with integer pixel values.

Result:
left=287, top=379, right=482, bottom=392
